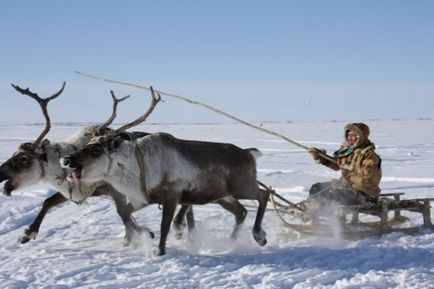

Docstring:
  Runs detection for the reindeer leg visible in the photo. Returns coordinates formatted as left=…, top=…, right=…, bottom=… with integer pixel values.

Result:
left=157, top=200, right=177, bottom=256
left=109, top=191, right=154, bottom=246
left=186, top=206, right=195, bottom=231
left=172, top=205, right=193, bottom=240
left=217, top=198, right=247, bottom=240
left=252, top=188, right=270, bottom=246
left=19, top=192, right=67, bottom=244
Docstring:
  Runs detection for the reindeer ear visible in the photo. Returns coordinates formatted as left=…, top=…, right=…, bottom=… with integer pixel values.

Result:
left=19, top=142, right=33, bottom=151
left=41, top=139, right=51, bottom=149
left=28, top=139, right=50, bottom=162
left=108, top=136, right=125, bottom=151
left=99, top=127, right=112, bottom=136
left=33, top=139, right=50, bottom=154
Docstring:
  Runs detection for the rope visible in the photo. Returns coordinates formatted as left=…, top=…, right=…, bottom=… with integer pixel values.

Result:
left=257, top=181, right=309, bottom=227
left=74, top=71, right=337, bottom=163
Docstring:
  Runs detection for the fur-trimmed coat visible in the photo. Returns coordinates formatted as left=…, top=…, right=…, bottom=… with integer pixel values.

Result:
left=318, top=123, right=382, bottom=198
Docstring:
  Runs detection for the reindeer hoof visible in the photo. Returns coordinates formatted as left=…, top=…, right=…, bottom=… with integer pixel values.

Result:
left=138, top=226, right=155, bottom=239
left=152, top=247, right=164, bottom=256
left=174, top=230, right=183, bottom=240
left=252, top=229, right=267, bottom=247
left=173, top=226, right=184, bottom=240
left=122, top=237, right=132, bottom=247
left=123, top=228, right=155, bottom=247
left=18, top=229, right=37, bottom=244
left=172, top=221, right=186, bottom=240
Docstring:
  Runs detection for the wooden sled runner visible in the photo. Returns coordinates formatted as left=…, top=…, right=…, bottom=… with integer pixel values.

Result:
left=258, top=182, right=434, bottom=239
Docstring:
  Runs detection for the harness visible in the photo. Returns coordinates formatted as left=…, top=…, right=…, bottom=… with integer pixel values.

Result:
left=125, top=132, right=148, bottom=198
left=133, top=142, right=149, bottom=203
left=51, top=145, right=84, bottom=205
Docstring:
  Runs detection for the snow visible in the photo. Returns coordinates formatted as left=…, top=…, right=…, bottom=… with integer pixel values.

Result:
left=1, top=119, right=434, bottom=289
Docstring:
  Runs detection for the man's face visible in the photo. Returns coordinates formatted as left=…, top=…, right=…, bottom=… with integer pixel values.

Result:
left=346, top=130, right=359, bottom=146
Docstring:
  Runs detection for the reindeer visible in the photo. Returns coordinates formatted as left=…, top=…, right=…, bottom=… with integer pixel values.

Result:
left=61, top=90, right=270, bottom=255
left=0, top=82, right=157, bottom=245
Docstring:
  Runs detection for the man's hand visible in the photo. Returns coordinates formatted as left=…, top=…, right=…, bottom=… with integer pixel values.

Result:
left=308, top=147, right=326, bottom=162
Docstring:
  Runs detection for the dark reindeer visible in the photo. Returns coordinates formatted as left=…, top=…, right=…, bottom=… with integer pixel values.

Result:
left=61, top=89, right=270, bottom=255
left=0, top=83, right=156, bottom=244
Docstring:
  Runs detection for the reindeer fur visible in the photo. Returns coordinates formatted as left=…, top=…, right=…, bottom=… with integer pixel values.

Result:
left=63, top=132, right=270, bottom=255
left=0, top=125, right=150, bottom=244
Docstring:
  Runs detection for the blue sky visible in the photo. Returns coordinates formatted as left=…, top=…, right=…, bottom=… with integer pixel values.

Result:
left=1, top=1, right=434, bottom=124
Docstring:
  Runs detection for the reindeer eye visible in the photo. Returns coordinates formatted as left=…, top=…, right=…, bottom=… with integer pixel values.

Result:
left=19, top=155, right=30, bottom=163
left=91, top=144, right=103, bottom=155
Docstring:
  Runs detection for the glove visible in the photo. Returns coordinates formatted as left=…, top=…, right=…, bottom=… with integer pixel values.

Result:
left=308, top=147, right=326, bottom=162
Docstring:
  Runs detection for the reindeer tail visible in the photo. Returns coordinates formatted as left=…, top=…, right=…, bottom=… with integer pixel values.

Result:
left=245, top=148, right=263, bottom=160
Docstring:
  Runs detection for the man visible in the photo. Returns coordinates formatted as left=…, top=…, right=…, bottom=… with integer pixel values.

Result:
left=306, top=122, right=382, bottom=212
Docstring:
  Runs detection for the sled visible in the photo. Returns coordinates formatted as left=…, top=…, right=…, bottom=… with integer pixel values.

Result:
left=258, top=182, right=434, bottom=239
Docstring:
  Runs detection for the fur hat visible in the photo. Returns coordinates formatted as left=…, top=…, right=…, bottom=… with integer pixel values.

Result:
left=344, top=122, right=370, bottom=147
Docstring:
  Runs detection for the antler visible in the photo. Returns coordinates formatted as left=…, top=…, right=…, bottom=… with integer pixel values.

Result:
left=97, top=90, right=130, bottom=134
left=114, top=86, right=161, bottom=134
left=11, top=82, right=66, bottom=150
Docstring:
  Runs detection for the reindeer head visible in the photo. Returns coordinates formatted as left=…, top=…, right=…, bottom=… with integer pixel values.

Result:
left=0, top=83, right=65, bottom=196
left=0, top=141, right=54, bottom=195
left=0, top=84, right=130, bottom=196
left=61, top=86, right=161, bottom=185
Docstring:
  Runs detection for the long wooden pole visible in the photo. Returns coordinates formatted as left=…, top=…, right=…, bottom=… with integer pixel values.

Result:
left=74, top=71, right=337, bottom=164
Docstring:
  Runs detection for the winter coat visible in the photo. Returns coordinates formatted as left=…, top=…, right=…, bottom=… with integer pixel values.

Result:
left=318, top=123, right=382, bottom=199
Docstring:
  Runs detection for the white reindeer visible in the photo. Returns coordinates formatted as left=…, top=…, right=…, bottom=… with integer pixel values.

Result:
left=61, top=90, right=270, bottom=256
left=0, top=83, right=156, bottom=244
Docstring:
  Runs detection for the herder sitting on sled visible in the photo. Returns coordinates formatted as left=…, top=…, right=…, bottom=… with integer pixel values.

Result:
left=303, top=122, right=382, bottom=217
